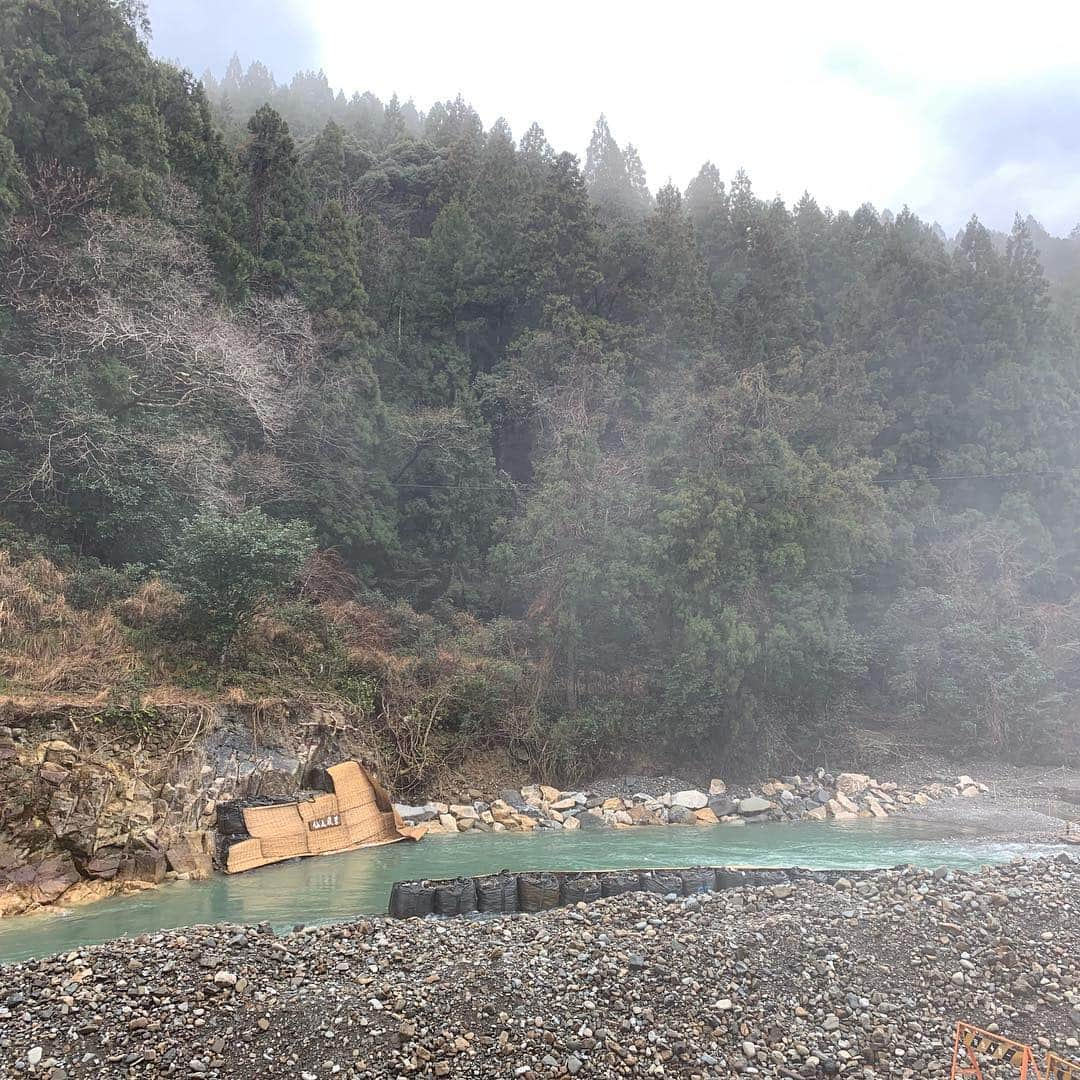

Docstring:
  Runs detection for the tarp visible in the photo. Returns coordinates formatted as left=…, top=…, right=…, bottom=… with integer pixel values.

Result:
left=222, top=760, right=422, bottom=874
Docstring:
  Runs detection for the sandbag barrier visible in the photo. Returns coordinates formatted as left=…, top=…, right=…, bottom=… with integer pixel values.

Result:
left=387, top=865, right=882, bottom=919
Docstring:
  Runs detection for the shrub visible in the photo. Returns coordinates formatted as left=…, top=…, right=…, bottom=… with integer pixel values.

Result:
left=164, top=509, right=315, bottom=656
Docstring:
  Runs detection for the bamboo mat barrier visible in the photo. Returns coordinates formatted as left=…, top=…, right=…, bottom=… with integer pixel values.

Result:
left=220, top=760, right=417, bottom=874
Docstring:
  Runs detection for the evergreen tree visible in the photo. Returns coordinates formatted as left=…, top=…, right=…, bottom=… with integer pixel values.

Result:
left=526, top=152, right=600, bottom=307
left=306, top=119, right=346, bottom=206
left=302, top=199, right=374, bottom=353
left=1, top=0, right=167, bottom=207
left=0, top=79, right=23, bottom=223
left=239, top=103, right=308, bottom=290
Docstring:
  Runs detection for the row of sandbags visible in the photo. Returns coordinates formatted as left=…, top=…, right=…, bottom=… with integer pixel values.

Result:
left=387, top=865, right=874, bottom=918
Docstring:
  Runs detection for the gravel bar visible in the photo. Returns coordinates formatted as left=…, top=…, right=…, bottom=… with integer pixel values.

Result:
left=0, top=857, right=1077, bottom=1078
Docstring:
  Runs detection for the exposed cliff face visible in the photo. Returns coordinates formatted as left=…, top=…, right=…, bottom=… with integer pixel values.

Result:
left=0, top=705, right=357, bottom=916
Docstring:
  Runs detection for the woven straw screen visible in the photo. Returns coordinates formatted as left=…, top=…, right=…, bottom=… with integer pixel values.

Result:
left=224, top=760, right=415, bottom=873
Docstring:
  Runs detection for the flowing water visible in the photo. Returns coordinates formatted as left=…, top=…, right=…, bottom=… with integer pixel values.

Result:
left=0, top=816, right=1065, bottom=964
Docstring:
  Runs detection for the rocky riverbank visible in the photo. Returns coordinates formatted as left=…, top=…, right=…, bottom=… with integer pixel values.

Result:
left=0, top=856, right=1076, bottom=1078
left=3, top=703, right=1071, bottom=922
left=394, top=771, right=990, bottom=835
left=0, top=713, right=350, bottom=918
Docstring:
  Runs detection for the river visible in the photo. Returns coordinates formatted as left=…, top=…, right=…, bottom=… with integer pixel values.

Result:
left=0, top=815, right=1065, bottom=964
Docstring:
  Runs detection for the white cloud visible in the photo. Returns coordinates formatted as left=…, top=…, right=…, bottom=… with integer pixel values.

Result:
left=305, top=0, right=1080, bottom=231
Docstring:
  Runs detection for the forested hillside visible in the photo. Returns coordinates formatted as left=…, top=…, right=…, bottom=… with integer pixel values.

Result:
left=2, top=0, right=1078, bottom=785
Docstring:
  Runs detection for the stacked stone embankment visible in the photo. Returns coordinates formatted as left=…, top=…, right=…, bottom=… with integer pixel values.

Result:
left=394, top=771, right=989, bottom=835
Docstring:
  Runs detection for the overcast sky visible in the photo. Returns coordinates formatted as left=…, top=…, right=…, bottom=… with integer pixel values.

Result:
left=148, top=0, right=1080, bottom=235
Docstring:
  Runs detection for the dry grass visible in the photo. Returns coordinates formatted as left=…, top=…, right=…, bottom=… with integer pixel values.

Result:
left=116, top=579, right=183, bottom=629
left=0, top=547, right=532, bottom=796
left=0, top=550, right=144, bottom=694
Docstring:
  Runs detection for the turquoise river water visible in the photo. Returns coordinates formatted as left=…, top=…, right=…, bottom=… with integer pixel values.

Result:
left=0, top=816, right=1064, bottom=964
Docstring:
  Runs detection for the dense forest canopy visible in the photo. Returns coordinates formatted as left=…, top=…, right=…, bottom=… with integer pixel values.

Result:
left=2, top=0, right=1078, bottom=781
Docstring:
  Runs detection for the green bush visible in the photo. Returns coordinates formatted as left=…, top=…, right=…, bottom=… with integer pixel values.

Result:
left=65, top=563, right=143, bottom=611
left=164, top=509, right=315, bottom=655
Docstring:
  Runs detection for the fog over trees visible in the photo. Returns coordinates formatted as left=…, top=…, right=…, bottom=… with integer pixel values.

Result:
left=2, top=1, right=1079, bottom=779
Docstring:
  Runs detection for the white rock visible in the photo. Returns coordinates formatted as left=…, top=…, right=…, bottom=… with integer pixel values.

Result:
left=550, top=795, right=581, bottom=810
left=738, top=796, right=772, bottom=815
left=672, top=789, right=709, bottom=810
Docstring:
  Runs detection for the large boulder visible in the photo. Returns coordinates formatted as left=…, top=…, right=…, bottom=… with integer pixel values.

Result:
left=551, top=793, right=585, bottom=810
left=5, top=852, right=80, bottom=904
left=117, top=848, right=166, bottom=884
left=576, top=810, right=608, bottom=830
left=498, top=788, right=527, bottom=810
left=737, top=796, right=772, bottom=815
left=627, top=804, right=662, bottom=826
left=836, top=773, right=871, bottom=797
left=671, top=789, right=709, bottom=810
left=667, top=804, right=695, bottom=824
left=708, top=795, right=739, bottom=817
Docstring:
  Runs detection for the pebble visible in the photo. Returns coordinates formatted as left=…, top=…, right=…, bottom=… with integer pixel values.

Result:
left=0, top=857, right=1074, bottom=1078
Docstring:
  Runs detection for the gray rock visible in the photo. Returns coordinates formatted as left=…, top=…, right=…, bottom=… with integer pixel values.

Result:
left=737, top=796, right=772, bottom=815
left=393, top=803, right=437, bottom=822
left=498, top=788, right=527, bottom=810
left=708, top=796, right=738, bottom=817
left=575, top=810, right=608, bottom=829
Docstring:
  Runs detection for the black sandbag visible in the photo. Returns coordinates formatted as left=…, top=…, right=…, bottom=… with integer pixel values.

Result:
left=517, top=871, right=560, bottom=912
left=389, top=880, right=436, bottom=918
left=743, top=869, right=790, bottom=886
left=475, top=873, right=520, bottom=914
left=214, top=800, right=250, bottom=837
left=303, top=765, right=335, bottom=793
left=600, top=870, right=641, bottom=897
left=560, top=873, right=601, bottom=905
left=640, top=869, right=684, bottom=895
left=434, top=877, right=478, bottom=916
left=215, top=795, right=298, bottom=836
left=214, top=832, right=249, bottom=870
left=681, top=866, right=716, bottom=895
left=714, top=868, right=750, bottom=889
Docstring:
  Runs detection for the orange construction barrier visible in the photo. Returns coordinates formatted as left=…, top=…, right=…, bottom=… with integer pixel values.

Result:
left=950, top=1022, right=1043, bottom=1080
left=1046, top=1052, right=1080, bottom=1080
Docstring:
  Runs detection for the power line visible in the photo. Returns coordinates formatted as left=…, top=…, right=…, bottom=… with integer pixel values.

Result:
left=872, top=470, right=1076, bottom=485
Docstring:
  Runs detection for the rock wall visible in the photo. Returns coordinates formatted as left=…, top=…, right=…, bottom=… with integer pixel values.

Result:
left=0, top=706, right=353, bottom=916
